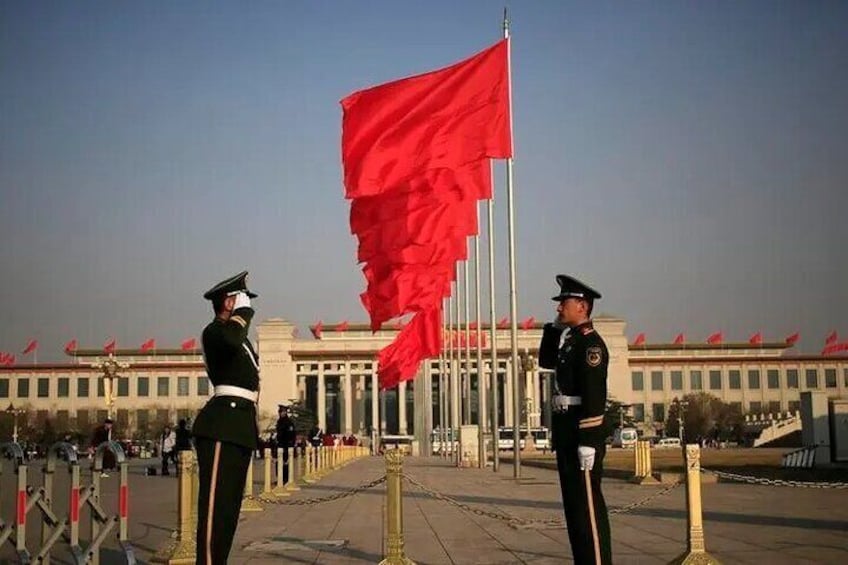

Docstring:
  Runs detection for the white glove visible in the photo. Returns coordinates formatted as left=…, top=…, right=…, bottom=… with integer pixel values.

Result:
left=233, top=291, right=251, bottom=310
left=578, top=445, right=596, bottom=471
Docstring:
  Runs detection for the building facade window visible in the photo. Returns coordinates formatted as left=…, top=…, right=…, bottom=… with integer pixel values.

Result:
left=117, top=377, right=129, bottom=397
left=729, top=401, right=742, bottom=413
left=690, top=370, right=703, bottom=391
left=749, top=401, right=762, bottom=414
left=631, top=371, right=644, bottom=391
left=632, top=403, right=645, bottom=422
left=18, top=378, right=30, bottom=398
left=788, top=400, right=800, bottom=413
left=137, top=377, right=149, bottom=397
left=97, top=379, right=105, bottom=397
left=78, top=378, right=89, bottom=398
left=768, top=400, right=781, bottom=414
left=177, top=376, right=190, bottom=397
left=0, top=378, right=8, bottom=398
left=844, top=368, right=848, bottom=388
left=157, top=377, right=170, bottom=397
left=652, top=403, right=665, bottom=423
left=825, top=369, right=837, bottom=388
left=651, top=371, right=663, bottom=391
left=728, top=370, right=741, bottom=390
left=709, top=370, right=722, bottom=390
left=786, top=369, right=799, bottom=389
left=197, top=377, right=210, bottom=396
left=747, top=370, right=761, bottom=390
left=805, top=369, right=818, bottom=389
left=37, top=378, right=50, bottom=398
left=670, top=371, right=683, bottom=391
left=58, top=378, right=70, bottom=398
left=767, top=370, right=780, bottom=389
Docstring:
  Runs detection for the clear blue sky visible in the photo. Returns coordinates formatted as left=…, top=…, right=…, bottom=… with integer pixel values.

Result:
left=2, top=1, right=846, bottom=360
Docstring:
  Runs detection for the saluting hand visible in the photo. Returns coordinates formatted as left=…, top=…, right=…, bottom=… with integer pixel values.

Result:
left=233, top=291, right=251, bottom=310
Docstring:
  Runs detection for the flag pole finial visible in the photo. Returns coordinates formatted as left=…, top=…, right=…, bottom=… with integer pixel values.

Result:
left=502, top=7, right=510, bottom=37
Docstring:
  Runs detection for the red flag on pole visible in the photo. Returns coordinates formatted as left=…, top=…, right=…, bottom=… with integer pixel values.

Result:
left=748, top=332, right=763, bottom=345
left=336, top=321, right=350, bottom=332
left=785, top=332, right=800, bottom=346
left=104, top=338, right=117, bottom=354
left=673, top=333, right=685, bottom=345
left=140, top=338, right=156, bottom=352
left=2, top=354, right=15, bottom=366
left=341, top=39, right=511, bottom=198
left=519, top=317, right=536, bottom=330
left=632, top=333, right=646, bottom=346
left=22, top=339, right=38, bottom=355
left=64, top=339, right=78, bottom=354
left=497, top=317, right=509, bottom=329
left=377, top=308, right=441, bottom=389
left=310, top=321, right=323, bottom=339
left=825, top=330, right=838, bottom=345
left=181, top=338, right=196, bottom=351
left=822, top=341, right=848, bottom=356
left=707, top=332, right=723, bottom=345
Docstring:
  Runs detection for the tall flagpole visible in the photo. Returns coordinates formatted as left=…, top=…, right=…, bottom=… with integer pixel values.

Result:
left=488, top=162, right=500, bottom=472
left=474, top=202, right=486, bottom=468
left=440, top=298, right=448, bottom=458
left=503, top=9, right=522, bottom=479
left=448, top=292, right=455, bottom=443
left=453, top=263, right=462, bottom=465
left=463, top=254, right=472, bottom=425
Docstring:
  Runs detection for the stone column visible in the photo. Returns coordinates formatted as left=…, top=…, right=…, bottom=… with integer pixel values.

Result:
left=343, top=366, right=353, bottom=435
left=398, top=381, right=408, bottom=435
left=317, top=365, right=326, bottom=432
left=371, top=372, right=379, bottom=436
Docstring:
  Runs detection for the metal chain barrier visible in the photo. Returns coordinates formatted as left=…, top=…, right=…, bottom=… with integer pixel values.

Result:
left=402, top=472, right=682, bottom=530
left=701, top=468, right=848, bottom=489
left=244, top=474, right=387, bottom=506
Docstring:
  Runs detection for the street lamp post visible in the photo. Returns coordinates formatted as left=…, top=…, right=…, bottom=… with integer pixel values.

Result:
left=6, top=403, right=24, bottom=444
left=676, top=399, right=689, bottom=443
left=90, top=353, right=130, bottom=422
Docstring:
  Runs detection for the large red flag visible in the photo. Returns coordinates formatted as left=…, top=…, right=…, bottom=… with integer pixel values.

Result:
left=140, top=338, right=156, bottom=352
left=785, top=332, right=800, bottom=346
left=64, top=339, right=78, bottom=354
left=707, top=331, right=723, bottom=345
left=341, top=39, right=511, bottom=198
left=377, top=308, right=441, bottom=389
left=22, top=339, right=38, bottom=355
left=825, top=330, right=838, bottom=345
left=632, top=333, right=646, bottom=346
left=104, top=338, right=117, bottom=354
left=181, top=338, right=197, bottom=351
left=310, top=321, right=323, bottom=339
left=748, top=332, right=763, bottom=345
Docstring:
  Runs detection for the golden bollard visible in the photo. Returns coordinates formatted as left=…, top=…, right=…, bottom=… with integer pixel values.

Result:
left=379, top=450, right=415, bottom=565
left=669, top=444, right=720, bottom=564
left=151, top=450, right=197, bottom=564
left=240, top=456, right=264, bottom=512
left=304, top=446, right=316, bottom=483
left=632, top=440, right=658, bottom=485
left=272, top=448, right=294, bottom=496
left=259, top=448, right=282, bottom=500
left=286, top=448, right=301, bottom=492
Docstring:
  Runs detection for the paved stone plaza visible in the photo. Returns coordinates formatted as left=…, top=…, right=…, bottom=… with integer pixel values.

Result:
left=1, top=454, right=847, bottom=564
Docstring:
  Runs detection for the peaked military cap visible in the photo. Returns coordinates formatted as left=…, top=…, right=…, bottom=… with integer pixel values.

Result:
left=203, top=270, right=258, bottom=300
left=551, top=274, right=602, bottom=302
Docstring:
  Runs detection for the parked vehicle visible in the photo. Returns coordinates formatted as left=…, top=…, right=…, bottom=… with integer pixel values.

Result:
left=612, top=427, right=638, bottom=449
left=654, top=437, right=682, bottom=449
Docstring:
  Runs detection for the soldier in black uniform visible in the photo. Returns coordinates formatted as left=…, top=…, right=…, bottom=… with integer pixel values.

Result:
left=193, top=271, right=260, bottom=564
left=538, top=274, right=612, bottom=565
left=275, top=405, right=297, bottom=483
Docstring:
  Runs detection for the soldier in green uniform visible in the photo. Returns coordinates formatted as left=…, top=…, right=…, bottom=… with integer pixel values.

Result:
left=538, top=274, right=612, bottom=565
left=193, top=271, right=260, bottom=564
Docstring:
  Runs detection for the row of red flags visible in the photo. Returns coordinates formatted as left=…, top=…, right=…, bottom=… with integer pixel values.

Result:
left=308, top=316, right=534, bottom=338
left=630, top=331, right=846, bottom=354
left=0, top=338, right=198, bottom=363
left=340, top=39, right=513, bottom=389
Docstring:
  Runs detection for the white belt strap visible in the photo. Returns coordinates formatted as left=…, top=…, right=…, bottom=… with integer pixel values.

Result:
left=213, top=385, right=258, bottom=403
left=552, top=395, right=582, bottom=411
